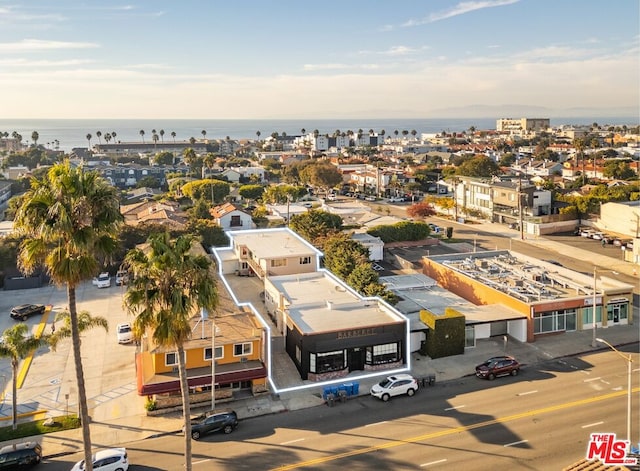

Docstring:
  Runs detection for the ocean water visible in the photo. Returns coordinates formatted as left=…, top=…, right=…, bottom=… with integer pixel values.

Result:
left=0, top=117, right=636, bottom=152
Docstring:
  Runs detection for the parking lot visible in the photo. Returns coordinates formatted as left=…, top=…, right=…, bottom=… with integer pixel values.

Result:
left=545, top=230, right=633, bottom=258
left=0, top=280, right=142, bottom=423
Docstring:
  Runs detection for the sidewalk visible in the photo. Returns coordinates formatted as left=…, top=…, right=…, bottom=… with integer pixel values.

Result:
left=24, top=323, right=639, bottom=460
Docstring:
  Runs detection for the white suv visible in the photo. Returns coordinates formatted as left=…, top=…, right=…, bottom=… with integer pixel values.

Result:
left=370, top=374, right=419, bottom=402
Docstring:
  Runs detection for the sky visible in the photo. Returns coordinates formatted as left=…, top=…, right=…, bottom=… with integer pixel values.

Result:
left=0, top=0, right=638, bottom=120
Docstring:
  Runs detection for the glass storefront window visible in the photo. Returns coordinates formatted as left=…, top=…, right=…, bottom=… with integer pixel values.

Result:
left=310, top=350, right=345, bottom=373
left=370, top=343, right=399, bottom=365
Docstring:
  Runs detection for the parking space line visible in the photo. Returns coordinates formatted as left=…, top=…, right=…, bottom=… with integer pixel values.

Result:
left=16, top=305, right=52, bottom=389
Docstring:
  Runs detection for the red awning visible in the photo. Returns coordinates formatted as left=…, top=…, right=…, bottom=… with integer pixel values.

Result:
left=137, top=355, right=267, bottom=396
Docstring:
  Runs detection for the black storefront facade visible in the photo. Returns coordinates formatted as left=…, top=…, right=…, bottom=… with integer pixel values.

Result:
left=286, top=321, right=406, bottom=381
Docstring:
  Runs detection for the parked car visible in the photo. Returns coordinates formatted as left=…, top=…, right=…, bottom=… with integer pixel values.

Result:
left=0, top=442, right=42, bottom=468
left=365, top=195, right=376, bottom=201
left=185, top=410, right=239, bottom=439
left=71, top=448, right=128, bottom=471
left=115, top=270, right=129, bottom=286
left=579, top=228, right=595, bottom=238
left=428, top=223, right=442, bottom=234
left=92, top=272, right=111, bottom=288
left=10, top=304, right=46, bottom=321
left=388, top=196, right=405, bottom=203
left=116, top=323, right=133, bottom=344
left=370, top=374, right=419, bottom=401
left=475, top=356, right=521, bottom=380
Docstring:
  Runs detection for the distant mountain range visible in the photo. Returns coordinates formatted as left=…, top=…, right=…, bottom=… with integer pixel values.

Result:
left=427, top=104, right=639, bottom=120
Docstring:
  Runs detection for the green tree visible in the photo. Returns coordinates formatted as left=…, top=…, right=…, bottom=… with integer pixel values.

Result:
left=289, top=210, right=343, bottom=245
left=187, top=218, right=229, bottom=247
left=154, top=151, right=175, bottom=166
left=0, top=323, right=49, bottom=430
left=123, top=233, right=218, bottom=471
left=455, top=155, right=500, bottom=177
left=238, top=184, right=265, bottom=202
left=14, top=161, right=122, bottom=471
left=603, top=161, right=636, bottom=180
left=181, top=179, right=230, bottom=203
left=323, top=234, right=369, bottom=280
left=31, top=131, right=39, bottom=146
left=136, top=176, right=161, bottom=189
left=139, top=129, right=145, bottom=143
left=48, top=310, right=109, bottom=351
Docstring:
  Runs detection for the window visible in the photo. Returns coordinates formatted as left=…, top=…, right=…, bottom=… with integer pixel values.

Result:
left=299, top=256, right=311, bottom=265
left=204, top=346, right=223, bottom=360
left=230, top=215, right=242, bottom=227
left=309, top=350, right=345, bottom=373
left=533, top=309, right=577, bottom=334
left=270, top=258, right=286, bottom=268
left=369, top=343, right=399, bottom=365
left=166, top=352, right=178, bottom=366
left=234, top=343, right=252, bottom=356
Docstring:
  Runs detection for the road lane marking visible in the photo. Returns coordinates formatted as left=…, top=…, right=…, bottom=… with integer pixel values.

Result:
left=444, top=405, right=465, bottom=411
left=272, top=387, right=640, bottom=470
left=365, top=421, right=388, bottom=427
left=420, top=459, right=447, bottom=467
left=281, top=438, right=305, bottom=445
left=193, top=459, right=212, bottom=465
left=504, top=440, right=529, bottom=447
left=582, top=421, right=604, bottom=428
left=584, top=377, right=601, bottom=382
left=517, top=390, right=538, bottom=396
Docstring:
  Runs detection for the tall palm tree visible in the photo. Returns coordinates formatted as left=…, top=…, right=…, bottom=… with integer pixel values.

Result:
left=14, top=161, right=122, bottom=471
left=31, top=131, right=39, bottom=146
left=201, top=130, right=207, bottom=141
left=256, top=130, right=261, bottom=140
left=86, top=133, right=92, bottom=148
left=0, top=324, right=49, bottom=430
left=111, top=131, right=117, bottom=144
left=139, top=129, right=146, bottom=143
left=171, top=131, right=177, bottom=143
left=48, top=310, right=109, bottom=351
left=123, top=233, right=218, bottom=471
left=96, top=131, right=102, bottom=145
left=159, top=129, right=165, bottom=143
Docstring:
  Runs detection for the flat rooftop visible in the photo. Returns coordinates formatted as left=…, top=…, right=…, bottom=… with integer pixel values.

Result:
left=428, top=250, right=634, bottom=303
left=268, top=271, right=405, bottom=334
left=229, top=228, right=320, bottom=260
left=381, top=273, right=526, bottom=328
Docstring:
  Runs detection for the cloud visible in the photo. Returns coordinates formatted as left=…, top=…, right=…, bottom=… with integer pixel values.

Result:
left=402, top=0, right=519, bottom=27
left=303, top=63, right=349, bottom=71
left=0, top=39, right=99, bottom=53
left=0, top=58, right=95, bottom=67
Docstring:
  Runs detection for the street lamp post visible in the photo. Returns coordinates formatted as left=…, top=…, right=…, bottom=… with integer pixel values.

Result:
left=596, top=337, right=633, bottom=443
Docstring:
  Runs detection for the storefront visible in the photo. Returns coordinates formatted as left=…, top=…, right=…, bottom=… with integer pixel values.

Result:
left=286, top=323, right=406, bottom=381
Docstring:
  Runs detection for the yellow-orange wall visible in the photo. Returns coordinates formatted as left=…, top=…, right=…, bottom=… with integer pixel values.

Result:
left=153, top=338, right=261, bottom=374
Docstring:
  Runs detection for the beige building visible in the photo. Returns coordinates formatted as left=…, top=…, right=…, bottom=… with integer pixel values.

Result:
left=496, top=118, right=550, bottom=135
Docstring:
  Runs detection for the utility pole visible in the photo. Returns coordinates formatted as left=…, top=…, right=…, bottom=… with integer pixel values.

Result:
left=518, top=173, right=524, bottom=240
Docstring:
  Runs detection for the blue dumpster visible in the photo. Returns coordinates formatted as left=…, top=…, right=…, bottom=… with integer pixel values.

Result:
left=341, top=383, right=353, bottom=396
left=352, top=382, right=359, bottom=395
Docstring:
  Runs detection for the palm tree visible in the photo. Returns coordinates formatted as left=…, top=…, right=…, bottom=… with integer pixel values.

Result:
left=96, top=131, right=102, bottom=145
left=160, top=129, right=165, bottom=143
left=31, top=131, right=39, bottom=146
left=301, top=128, right=306, bottom=135
left=86, top=133, right=92, bottom=148
left=140, top=130, right=146, bottom=143
left=256, top=130, right=261, bottom=140
left=0, top=324, right=49, bottom=430
left=152, top=132, right=159, bottom=149
left=14, top=161, right=122, bottom=471
left=111, top=131, right=117, bottom=144
left=201, top=130, right=207, bottom=141
left=411, top=129, right=417, bottom=139
left=171, top=131, right=176, bottom=143
left=123, top=233, right=218, bottom=471
left=104, top=133, right=112, bottom=144
left=48, top=310, right=109, bottom=351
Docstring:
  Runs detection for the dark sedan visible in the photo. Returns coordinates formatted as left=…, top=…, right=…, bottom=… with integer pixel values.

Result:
left=185, top=410, right=238, bottom=440
left=475, top=355, right=520, bottom=380
left=10, top=304, right=46, bottom=321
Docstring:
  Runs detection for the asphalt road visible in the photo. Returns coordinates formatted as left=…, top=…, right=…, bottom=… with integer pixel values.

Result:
left=43, top=346, right=640, bottom=470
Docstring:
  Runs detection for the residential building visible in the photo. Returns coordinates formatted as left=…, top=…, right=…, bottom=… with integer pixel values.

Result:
left=496, top=118, right=550, bottom=135
left=120, top=200, right=188, bottom=230
left=210, top=203, right=254, bottom=231
left=351, top=232, right=384, bottom=261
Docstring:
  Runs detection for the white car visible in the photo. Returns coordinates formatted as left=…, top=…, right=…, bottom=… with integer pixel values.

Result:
left=71, top=447, right=129, bottom=471
left=115, top=270, right=129, bottom=286
left=370, top=374, right=419, bottom=402
left=92, top=272, right=111, bottom=288
left=116, top=323, right=133, bottom=344
left=388, top=196, right=405, bottom=203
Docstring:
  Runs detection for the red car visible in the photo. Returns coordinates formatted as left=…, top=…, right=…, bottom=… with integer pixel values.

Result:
left=475, top=356, right=520, bottom=380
